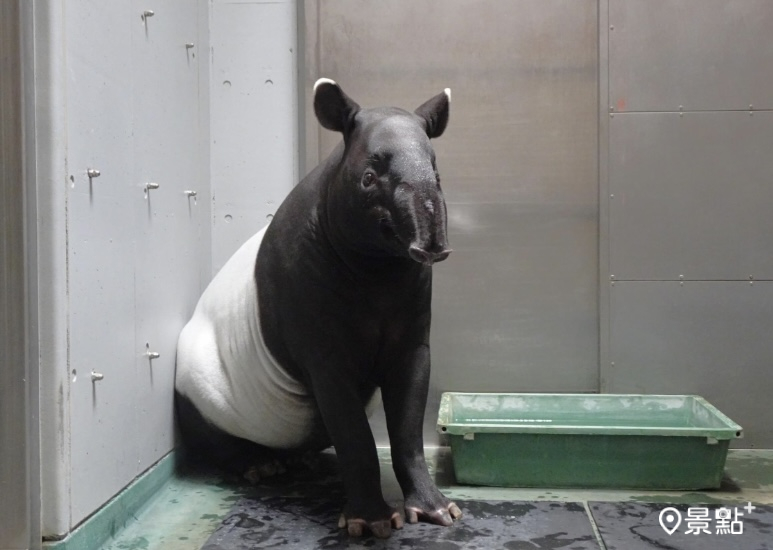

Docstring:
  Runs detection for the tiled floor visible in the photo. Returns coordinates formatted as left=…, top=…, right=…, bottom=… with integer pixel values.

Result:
left=101, top=448, right=773, bottom=550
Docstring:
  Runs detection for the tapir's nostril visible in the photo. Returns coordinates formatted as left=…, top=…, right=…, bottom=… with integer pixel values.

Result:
left=408, top=245, right=452, bottom=266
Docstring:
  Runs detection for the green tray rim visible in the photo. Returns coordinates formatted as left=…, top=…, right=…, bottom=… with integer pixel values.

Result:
left=437, top=392, right=743, bottom=440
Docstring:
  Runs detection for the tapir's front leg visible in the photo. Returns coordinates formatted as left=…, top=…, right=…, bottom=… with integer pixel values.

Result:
left=307, top=362, right=403, bottom=538
left=382, top=344, right=462, bottom=525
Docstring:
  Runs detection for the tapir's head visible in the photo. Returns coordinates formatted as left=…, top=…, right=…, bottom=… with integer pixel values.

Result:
left=314, top=78, right=452, bottom=266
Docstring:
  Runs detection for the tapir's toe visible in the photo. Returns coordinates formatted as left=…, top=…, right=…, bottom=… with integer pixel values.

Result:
left=405, top=500, right=462, bottom=526
left=338, top=511, right=403, bottom=539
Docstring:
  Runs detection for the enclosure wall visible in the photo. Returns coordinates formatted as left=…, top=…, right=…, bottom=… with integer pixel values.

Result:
left=34, top=0, right=213, bottom=537
left=304, top=0, right=773, bottom=448
left=600, top=0, right=773, bottom=447
left=32, top=0, right=302, bottom=538
left=303, top=0, right=600, bottom=444
left=209, top=0, right=299, bottom=272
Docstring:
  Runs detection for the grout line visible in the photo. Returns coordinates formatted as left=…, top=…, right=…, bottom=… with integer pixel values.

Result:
left=583, top=501, right=608, bottom=550
left=608, top=279, right=773, bottom=283
left=612, top=109, right=773, bottom=114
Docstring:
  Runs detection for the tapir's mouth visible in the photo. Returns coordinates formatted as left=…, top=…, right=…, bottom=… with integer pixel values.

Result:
left=379, top=218, right=399, bottom=241
left=408, top=245, right=452, bottom=266
left=378, top=216, right=451, bottom=265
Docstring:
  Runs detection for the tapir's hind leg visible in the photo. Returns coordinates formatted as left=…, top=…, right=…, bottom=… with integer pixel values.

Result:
left=174, top=391, right=286, bottom=483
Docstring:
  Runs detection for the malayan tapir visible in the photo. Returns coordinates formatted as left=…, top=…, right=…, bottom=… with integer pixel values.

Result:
left=175, top=78, right=461, bottom=539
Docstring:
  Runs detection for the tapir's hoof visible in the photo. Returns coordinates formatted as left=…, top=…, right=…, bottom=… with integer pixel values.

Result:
left=243, top=458, right=286, bottom=484
left=338, top=511, right=403, bottom=539
left=405, top=502, right=463, bottom=526
left=284, top=450, right=323, bottom=472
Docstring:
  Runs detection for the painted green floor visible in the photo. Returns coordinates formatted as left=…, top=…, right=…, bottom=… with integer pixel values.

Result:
left=99, top=448, right=773, bottom=550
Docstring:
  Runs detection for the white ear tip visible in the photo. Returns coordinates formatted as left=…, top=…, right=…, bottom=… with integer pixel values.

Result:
left=444, top=88, right=451, bottom=103
left=314, top=77, right=337, bottom=93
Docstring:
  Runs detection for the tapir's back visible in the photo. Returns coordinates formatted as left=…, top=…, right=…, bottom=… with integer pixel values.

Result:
left=174, top=226, right=317, bottom=449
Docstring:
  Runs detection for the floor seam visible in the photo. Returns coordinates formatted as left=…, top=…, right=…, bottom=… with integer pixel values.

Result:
left=583, top=501, right=608, bottom=550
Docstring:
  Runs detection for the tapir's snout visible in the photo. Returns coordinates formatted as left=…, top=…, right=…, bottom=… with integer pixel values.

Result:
left=395, top=181, right=451, bottom=266
left=408, top=245, right=452, bottom=266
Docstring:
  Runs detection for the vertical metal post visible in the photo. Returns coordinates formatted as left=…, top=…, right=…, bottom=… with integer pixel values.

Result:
left=1, top=0, right=41, bottom=548
left=598, top=0, right=611, bottom=393
left=295, top=0, right=307, bottom=180
left=23, top=0, right=43, bottom=544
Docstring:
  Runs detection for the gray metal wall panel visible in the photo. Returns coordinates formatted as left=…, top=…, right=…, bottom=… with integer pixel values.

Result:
left=609, top=0, right=773, bottom=112
left=306, top=0, right=599, bottom=444
left=65, top=0, right=140, bottom=526
left=609, top=111, right=773, bottom=281
left=68, top=198, right=139, bottom=524
left=131, top=0, right=202, bottom=475
left=64, top=0, right=208, bottom=528
left=608, top=281, right=773, bottom=448
left=603, top=1, right=773, bottom=452
left=210, top=0, right=298, bottom=273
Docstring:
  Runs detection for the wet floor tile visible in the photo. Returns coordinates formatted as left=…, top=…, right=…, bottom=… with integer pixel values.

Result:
left=590, top=501, right=773, bottom=550
left=202, top=498, right=599, bottom=550
left=98, top=449, right=773, bottom=550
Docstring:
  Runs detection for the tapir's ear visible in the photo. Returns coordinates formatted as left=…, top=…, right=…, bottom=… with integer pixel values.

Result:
left=415, top=88, right=451, bottom=139
left=313, top=78, right=360, bottom=135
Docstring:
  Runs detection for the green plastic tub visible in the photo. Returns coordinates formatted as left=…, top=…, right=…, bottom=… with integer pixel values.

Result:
left=437, top=393, right=743, bottom=490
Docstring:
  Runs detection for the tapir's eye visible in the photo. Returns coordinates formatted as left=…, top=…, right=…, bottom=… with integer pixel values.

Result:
left=362, top=171, right=376, bottom=188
